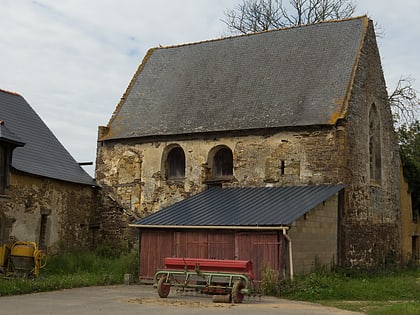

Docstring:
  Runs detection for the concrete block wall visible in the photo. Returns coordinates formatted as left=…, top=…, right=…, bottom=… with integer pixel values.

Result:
left=288, top=194, right=339, bottom=274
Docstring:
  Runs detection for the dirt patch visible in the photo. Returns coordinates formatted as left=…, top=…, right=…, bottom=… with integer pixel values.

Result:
left=128, top=297, right=236, bottom=308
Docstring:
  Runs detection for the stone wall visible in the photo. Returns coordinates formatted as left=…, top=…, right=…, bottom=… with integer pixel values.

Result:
left=96, top=126, right=346, bottom=249
left=0, top=171, right=98, bottom=252
left=342, top=20, right=401, bottom=267
left=96, top=127, right=345, bottom=219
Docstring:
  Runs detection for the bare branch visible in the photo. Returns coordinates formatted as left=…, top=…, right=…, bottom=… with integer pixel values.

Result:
left=389, top=76, right=420, bottom=125
left=222, top=0, right=357, bottom=34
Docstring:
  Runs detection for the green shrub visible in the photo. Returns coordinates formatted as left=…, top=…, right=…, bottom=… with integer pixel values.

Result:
left=260, top=264, right=281, bottom=296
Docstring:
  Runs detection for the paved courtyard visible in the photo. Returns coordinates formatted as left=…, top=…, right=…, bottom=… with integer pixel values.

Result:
left=0, top=284, right=364, bottom=315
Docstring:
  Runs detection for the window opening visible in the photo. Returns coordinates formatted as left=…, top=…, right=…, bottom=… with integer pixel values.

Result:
left=280, top=160, right=285, bottom=176
left=166, top=146, right=185, bottom=180
left=212, top=147, right=233, bottom=178
left=412, top=236, right=419, bottom=263
left=39, top=214, right=48, bottom=250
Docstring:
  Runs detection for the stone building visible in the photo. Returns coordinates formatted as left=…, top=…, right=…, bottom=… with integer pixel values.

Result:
left=96, top=17, right=402, bottom=275
left=400, top=167, right=420, bottom=265
left=0, top=89, right=98, bottom=251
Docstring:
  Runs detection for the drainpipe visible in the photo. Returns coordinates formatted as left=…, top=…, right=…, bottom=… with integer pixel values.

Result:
left=282, top=228, right=294, bottom=281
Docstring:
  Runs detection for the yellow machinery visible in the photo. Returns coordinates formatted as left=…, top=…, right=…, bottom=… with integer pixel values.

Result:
left=0, top=241, right=47, bottom=277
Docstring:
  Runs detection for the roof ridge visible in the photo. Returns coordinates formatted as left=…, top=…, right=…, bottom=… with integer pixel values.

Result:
left=157, top=15, right=369, bottom=50
left=0, top=88, right=21, bottom=96
left=103, top=15, right=370, bottom=141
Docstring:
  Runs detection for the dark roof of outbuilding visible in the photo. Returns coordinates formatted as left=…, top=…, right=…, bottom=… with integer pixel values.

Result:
left=102, top=17, right=369, bottom=141
left=131, top=185, right=344, bottom=228
left=0, top=120, right=25, bottom=146
left=0, top=89, right=96, bottom=186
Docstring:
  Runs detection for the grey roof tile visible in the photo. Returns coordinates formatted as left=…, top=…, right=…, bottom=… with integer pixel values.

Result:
left=0, top=89, right=96, bottom=186
left=0, top=120, right=25, bottom=146
left=132, top=185, right=345, bottom=228
left=104, top=17, right=368, bottom=140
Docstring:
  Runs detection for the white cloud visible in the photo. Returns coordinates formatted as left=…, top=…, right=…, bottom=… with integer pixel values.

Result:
left=1, top=0, right=418, bottom=177
left=357, top=1, right=420, bottom=89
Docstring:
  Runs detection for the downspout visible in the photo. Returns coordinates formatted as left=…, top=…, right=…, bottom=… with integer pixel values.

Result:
left=282, top=228, right=294, bottom=281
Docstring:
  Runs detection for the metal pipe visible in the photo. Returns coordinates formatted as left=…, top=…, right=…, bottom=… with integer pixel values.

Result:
left=282, top=229, right=294, bottom=281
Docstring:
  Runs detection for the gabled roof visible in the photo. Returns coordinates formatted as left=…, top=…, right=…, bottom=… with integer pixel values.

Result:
left=102, top=17, right=369, bottom=141
left=0, top=89, right=96, bottom=186
left=131, top=185, right=344, bottom=229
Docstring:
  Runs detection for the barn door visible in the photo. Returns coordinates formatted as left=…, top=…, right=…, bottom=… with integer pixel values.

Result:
left=139, top=230, right=174, bottom=280
left=175, top=230, right=236, bottom=259
left=175, top=231, right=207, bottom=258
left=207, top=231, right=235, bottom=259
left=235, top=231, right=284, bottom=281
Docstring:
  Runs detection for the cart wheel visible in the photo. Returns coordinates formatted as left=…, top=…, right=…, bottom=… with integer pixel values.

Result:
left=157, top=276, right=171, bottom=298
left=231, top=280, right=245, bottom=303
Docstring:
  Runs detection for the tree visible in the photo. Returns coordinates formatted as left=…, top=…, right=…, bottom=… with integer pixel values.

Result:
left=391, top=79, right=420, bottom=213
left=389, top=76, right=420, bottom=126
left=398, top=121, right=420, bottom=219
left=222, top=0, right=356, bottom=34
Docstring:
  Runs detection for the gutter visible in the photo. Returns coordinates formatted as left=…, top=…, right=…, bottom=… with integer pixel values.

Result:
left=128, top=224, right=290, bottom=231
left=282, top=229, right=294, bottom=281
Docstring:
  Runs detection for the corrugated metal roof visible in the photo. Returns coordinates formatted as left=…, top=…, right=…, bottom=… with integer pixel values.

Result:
left=0, top=90, right=96, bottom=186
left=103, top=17, right=368, bottom=141
left=132, top=185, right=344, bottom=228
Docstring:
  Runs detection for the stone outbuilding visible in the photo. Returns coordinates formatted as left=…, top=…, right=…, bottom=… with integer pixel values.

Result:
left=0, top=89, right=98, bottom=251
left=96, top=17, right=403, bottom=276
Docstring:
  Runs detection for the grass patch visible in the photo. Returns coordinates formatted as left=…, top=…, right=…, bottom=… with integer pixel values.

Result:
left=2, top=250, right=419, bottom=315
left=0, top=247, right=138, bottom=296
left=276, top=268, right=420, bottom=314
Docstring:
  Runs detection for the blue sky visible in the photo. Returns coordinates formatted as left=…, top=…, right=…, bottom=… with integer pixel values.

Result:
left=1, top=0, right=419, bottom=177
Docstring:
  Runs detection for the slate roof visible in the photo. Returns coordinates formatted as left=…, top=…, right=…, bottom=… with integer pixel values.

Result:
left=131, top=185, right=344, bottom=228
left=0, top=120, right=24, bottom=146
left=0, top=89, right=96, bottom=186
left=103, top=17, right=368, bottom=141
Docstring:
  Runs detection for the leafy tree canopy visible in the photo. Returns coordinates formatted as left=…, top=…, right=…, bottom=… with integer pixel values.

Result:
left=398, top=121, right=420, bottom=213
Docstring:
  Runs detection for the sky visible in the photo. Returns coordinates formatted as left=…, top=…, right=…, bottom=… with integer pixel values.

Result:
left=1, top=0, right=419, bottom=177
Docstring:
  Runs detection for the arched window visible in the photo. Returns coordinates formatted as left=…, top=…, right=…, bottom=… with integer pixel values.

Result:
left=369, top=104, right=382, bottom=184
left=208, top=146, right=233, bottom=179
left=164, top=146, right=185, bottom=180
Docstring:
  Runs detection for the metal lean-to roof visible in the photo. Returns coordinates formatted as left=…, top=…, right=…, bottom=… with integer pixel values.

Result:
left=131, top=185, right=344, bottom=228
left=103, top=17, right=368, bottom=141
left=0, top=89, right=96, bottom=186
